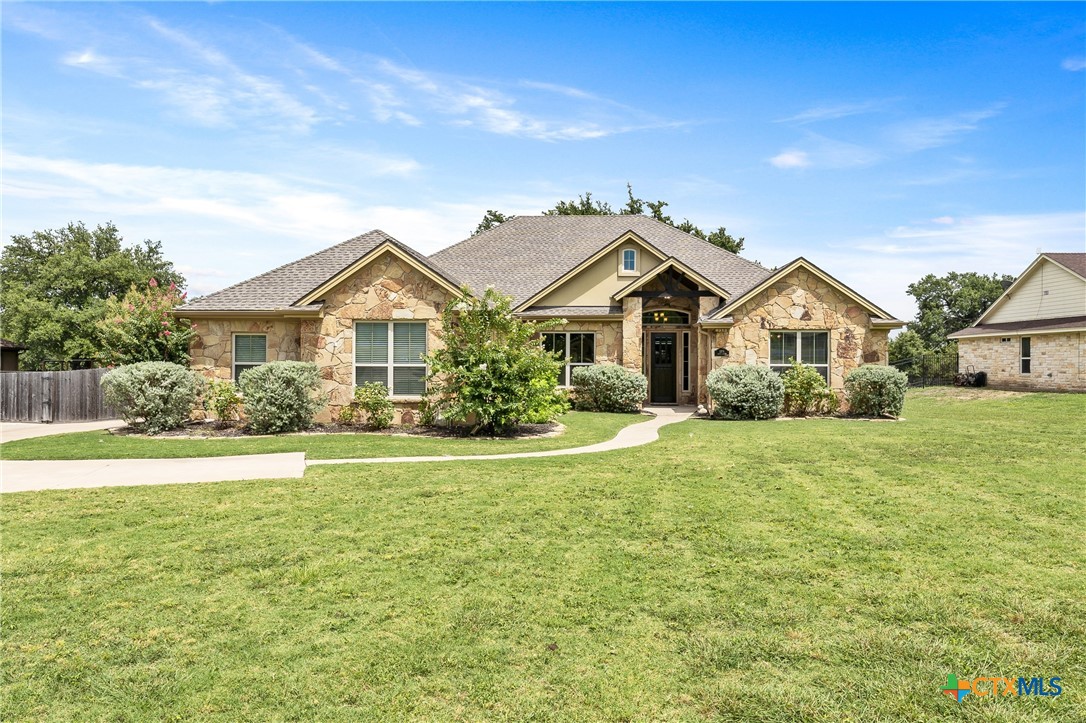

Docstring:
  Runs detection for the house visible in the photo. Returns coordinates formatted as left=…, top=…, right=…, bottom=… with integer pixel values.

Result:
left=1, top=339, right=27, bottom=372
left=948, top=252, right=1086, bottom=391
left=177, top=216, right=904, bottom=421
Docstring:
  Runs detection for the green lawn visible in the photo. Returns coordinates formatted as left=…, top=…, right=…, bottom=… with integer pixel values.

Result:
left=0, top=411, right=639, bottom=460
left=4, top=389, right=1084, bottom=721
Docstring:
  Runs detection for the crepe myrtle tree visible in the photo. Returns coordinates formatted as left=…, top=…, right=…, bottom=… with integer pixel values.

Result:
left=424, top=286, right=569, bottom=435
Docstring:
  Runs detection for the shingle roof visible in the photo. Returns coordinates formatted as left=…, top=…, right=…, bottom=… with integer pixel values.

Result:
left=428, top=215, right=772, bottom=307
left=178, top=230, right=458, bottom=313
left=948, top=314, right=1086, bottom=338
left=1046, top=252, right=1086, bottom=279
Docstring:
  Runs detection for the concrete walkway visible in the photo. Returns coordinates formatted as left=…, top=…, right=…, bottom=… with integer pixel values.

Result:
left=1, top=419, right=125, bottom=442
left=1, top=407, right=693, bottom=492
left=307, top=406, right=693, bottom=466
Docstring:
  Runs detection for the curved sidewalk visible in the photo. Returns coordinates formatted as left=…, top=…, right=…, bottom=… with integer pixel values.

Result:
left=1, top=407, right=693, bottom=493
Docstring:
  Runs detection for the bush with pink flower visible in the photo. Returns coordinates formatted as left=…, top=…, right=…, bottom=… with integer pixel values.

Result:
left=97, top=278, right=196, bottom=365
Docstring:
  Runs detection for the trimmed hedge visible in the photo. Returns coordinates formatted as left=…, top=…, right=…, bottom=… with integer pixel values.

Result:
left=238, top=361, right=325, bottom=434
left=101, top=361, right=204, bottom=435
left=571, top=364, right=647, bottom=413
left=844, top=365, right=908, bottom=418
left=706, top=365, right=784, bottom=420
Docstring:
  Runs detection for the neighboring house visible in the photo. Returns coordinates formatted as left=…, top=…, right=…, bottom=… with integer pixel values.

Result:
left=177, top=216, right=904, bottom=421
left=1, top=339, right=27, bottom=372
left=949, top=252, right=1086, bottom=391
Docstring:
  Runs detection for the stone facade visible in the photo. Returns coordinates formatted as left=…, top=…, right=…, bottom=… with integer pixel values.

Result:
left=547, top=320, right=622, bottom=365
left=958, top=332, right=1086, bottom=391
left=189, top=318, right=301, bottom=379
left=712, top=268, right=890, bottom=391
left=305, top=251, right=452, bottom=423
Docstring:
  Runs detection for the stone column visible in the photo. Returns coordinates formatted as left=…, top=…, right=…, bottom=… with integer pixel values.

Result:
left=622, top=296, right=643, bottom=372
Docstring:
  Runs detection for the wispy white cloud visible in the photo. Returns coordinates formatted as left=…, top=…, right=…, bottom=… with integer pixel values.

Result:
left=769, top=150, right=810, bottom=169
left=775, top=99, right=892, bottom=124
left=850, top=212, right=1085, bottom=256
left=886, top=104, right=1005, bottom=152
left=1062, top=57, right=1086, bottom=71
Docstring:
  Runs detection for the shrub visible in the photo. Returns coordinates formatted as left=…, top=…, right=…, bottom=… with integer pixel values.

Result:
left=206, top=378, right=243, bottom=423
left=353, top=382, right=394, bottom=429
left=571, top=364, right=647, bottom=413
left=844, top=365, right=908, bottom=418
left=424, top=286, right=569, bottom=435
left=238, top=361, right=325, bottom=434
left=101, top=361, right=204, bottom=434
left=780, top=360, right=839, bottom=416
left=706, top=364, right=784, bottom=420
left=97, top=278, right=196, bottom=365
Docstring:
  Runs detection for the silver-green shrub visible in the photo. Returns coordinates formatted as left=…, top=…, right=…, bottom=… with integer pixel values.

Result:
left=238, top=361, right=325, bottom=434
left=844, top=365, right=908, bottom=418
left=571, top=364, right=647, bottom=413
left=101, top=361, right=204, bottom=434
left=706, top=364, right=784, bottom=420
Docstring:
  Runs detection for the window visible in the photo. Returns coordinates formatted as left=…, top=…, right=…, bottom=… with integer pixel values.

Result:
left=1020, top=337, right=1031, bottom=374
left=542, top=332, right=595, bottom=386
left=682, top=331, right=690, bottom=392
left=233, top=334, right=267, bottom=381
left=643, top=309, right=690, bottom=325
left=770, top=330, right=829, bottom=382
left=355, top=322, right=427, bottom=396
left=619, top=248, right=638, bottom=275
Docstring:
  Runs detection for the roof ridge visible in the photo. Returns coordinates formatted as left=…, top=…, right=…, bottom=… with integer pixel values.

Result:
left=183, top=229, right=389, bottom=308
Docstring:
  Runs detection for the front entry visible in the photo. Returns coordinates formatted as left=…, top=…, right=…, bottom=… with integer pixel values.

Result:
left=650, top=332, right=677, bottom=404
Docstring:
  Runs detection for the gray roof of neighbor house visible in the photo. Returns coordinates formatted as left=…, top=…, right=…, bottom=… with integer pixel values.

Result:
left=178, top=230, right=459, bottom=313
left=1046, top=252, right=1086, bottom=279
left=948, top=314, right=1086, bottom=338
left=429, top=215, right=772, bottom=307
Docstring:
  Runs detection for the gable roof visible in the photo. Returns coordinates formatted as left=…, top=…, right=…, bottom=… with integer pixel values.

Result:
left=972, top=252, right=1086, bottom=326
left=178, top=230, right=459, bottom=314
left=1042, top=252, right=1086, bottom=280
left=428, top=215, right=771, bottom=307
left=707, top=256, right=903, bottom=324
left=613, top=256, right=732, bottom=301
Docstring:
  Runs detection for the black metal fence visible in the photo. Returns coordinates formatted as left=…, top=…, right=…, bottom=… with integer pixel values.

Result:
left=0, top=368, right=117, bottom=423
left=891, top=352, right=959, bottom=387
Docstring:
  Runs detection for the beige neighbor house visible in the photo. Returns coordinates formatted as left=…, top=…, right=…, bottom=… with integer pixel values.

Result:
left=949, top=252, right=1086, bottom=392
left=177, top=216, right=904, bottom=422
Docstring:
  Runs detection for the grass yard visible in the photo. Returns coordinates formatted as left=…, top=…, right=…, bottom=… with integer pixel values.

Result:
left=3, top=389, right=1084, bottom=721
left=0, top=411, right=639, bottom=460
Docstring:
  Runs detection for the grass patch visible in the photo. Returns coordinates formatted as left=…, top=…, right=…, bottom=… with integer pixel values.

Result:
left=3, top=390, right=1084, bottom=720
left=0, top=411, right=639, bottom=460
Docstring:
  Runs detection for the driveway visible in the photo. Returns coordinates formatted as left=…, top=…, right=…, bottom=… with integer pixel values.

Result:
left=1, top=419, right=124, bottom=442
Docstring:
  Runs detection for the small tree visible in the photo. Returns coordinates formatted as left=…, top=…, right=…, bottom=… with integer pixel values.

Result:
left=98, top=278, right=196, bottom=365
left=424, top=286, right=569, bottom=435
left=780, top=360, right=838, bottom=416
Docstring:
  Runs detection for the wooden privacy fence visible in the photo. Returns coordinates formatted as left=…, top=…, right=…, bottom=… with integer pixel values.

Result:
left=1, top=368, right=117, bottom=423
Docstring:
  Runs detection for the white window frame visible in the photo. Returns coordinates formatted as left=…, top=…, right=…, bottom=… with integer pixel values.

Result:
left=618, top=247, right=639, bottom=276
left=232, top=333, right=267, bottom=382
left=542, top=331, right=596, bottom=386
left=770, top=330, right=830, bottom=382
left=1020, top=336, right=1031, bottom=374
left=354, top=321, right=428, bottom=398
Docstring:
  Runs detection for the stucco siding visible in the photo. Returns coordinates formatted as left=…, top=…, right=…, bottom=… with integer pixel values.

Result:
left=986, top=259, right=1086, bottom=323
left=958, top=332, right=1086, bottom=391
left=536, top=239, right=662, bottom=308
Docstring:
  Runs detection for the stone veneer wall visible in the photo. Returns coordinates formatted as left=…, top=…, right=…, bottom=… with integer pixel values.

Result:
left=547, top=320, right=622, bottom=365
left=302, top=251, right=452, bottom=423
left=713, top=268, right=890, bottom=389
left=958, top=332, right=1085, bottom=391
left=189, top=318, right=302, bottom=379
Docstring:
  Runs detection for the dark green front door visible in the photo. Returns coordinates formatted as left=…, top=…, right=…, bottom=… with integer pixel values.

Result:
left=650, top=333, right=677, bottom=404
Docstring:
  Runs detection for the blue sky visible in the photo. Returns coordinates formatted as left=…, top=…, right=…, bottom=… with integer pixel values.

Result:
left=3, top=2, right=1084, bottom=319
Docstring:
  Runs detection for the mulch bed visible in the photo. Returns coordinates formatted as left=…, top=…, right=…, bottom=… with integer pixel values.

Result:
left=109, top=420, right=564, bottom=440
